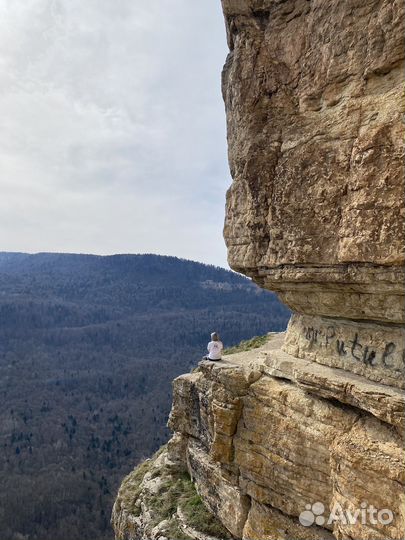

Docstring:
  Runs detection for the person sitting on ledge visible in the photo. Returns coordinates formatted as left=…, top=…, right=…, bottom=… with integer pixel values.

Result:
left=203, top=332, right=223, bottom=362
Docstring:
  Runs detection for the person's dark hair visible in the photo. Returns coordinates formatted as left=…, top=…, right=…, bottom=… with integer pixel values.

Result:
left=211, top=332, right=219, bottom=341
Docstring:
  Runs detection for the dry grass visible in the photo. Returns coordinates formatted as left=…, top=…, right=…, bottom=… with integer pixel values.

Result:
left=223, top=333, right=271, bottom=355
left=118, top=445, right=231, bottom=539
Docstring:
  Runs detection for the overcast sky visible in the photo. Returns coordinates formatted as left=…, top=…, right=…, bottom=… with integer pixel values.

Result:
left=0, top=1, right=232, bottom=268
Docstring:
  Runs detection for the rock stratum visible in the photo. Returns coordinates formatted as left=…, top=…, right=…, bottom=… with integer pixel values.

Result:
left=222, top=0, right=404, bottom=325
left=112, top=335, right=405, bottom=540
left=112, top=0, right=404, bottom=539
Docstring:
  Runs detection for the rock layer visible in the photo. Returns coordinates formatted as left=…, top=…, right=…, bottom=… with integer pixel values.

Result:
left=112, top=2, right=404, bottom=539
left=221, top=0, right=404, bottom=386
left=284, top=313, right=405, bottom=388
left=112, top=336, right=405, bottom=540
left=165, top=336, right=405, bottom=539
left=221, top=0, right=404, bottom=326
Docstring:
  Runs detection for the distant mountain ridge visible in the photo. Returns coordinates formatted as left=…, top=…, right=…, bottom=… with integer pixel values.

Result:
left=0, top=252, right=290, bottom=540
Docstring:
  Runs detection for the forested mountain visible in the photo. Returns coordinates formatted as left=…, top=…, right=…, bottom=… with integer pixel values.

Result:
left=0, top=252, right=290, bottom=540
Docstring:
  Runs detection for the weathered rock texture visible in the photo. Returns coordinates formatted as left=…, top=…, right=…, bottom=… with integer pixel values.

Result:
left=112, top=1, right=404, bottom=539
left=222, top=0, right=405, bottom=385
left=112, top=336, right=405, bottom=539
left=111, top=444, right=232, bottom=540
left=165, top=336, right=405, bottom=540
left=284, top=314, right=405, bottom=388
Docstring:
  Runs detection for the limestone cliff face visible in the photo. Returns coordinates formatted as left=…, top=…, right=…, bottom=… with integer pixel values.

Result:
left=221, top=0, right=405, bottom=388
left=112, top=335, right=405, bottom=540
left=167, top=336, right=405, bottom=540
left=112, top=1, right=404, bottom=539
left=222, top=0, right=404, bottom=317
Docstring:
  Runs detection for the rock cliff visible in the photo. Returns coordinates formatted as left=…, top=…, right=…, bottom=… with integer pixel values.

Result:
left=222, top=0, right=404, bottom=319
left=112, top=334, right=405, bottom=540
left=112, top=1, right=404, bottom=539
left=221, top=0, right=405, bottom=389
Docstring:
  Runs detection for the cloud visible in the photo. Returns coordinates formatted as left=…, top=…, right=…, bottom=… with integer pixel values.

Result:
left=0, top=0, right=231, bottom=267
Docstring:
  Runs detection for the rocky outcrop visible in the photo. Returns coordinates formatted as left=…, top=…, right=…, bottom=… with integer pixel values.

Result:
left=221, top=0, right=404, bottom=387
left=165, top=335, right=405, bottom=540
left=222, top=0, right=404, bottom=311
left=111, top=444, right=232, bottom=540
left=112, top=334, right=404, bottom=540
left=112, top=1, right=404, bottom=539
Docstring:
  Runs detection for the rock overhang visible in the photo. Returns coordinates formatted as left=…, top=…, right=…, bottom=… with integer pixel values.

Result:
left=220, top=0, right=405, bottom=384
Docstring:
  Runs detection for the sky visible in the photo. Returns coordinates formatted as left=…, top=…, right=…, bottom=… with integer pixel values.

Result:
left=0, top=1, right=232, bottom=268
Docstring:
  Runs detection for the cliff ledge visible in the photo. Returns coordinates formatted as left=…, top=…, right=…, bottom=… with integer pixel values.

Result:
left=112, top=334, right=404, bottom=539
left=112, top=0, right=404, bottom=538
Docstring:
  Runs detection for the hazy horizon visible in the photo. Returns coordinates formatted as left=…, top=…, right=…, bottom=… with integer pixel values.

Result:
left=0, top=1, right=231, bottom=268
left=0, top=249, right=232, bottom=270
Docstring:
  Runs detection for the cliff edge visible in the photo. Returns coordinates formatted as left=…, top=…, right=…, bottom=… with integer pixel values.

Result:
left=221, top=0, right=404, bottom=389
left=112, top=1, right=404, bottom=539
left=112, top=334, right=404, bottom=539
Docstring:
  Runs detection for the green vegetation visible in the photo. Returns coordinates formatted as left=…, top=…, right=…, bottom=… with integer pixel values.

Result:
left=223, top=333, right=271, bottom=355
left=181, top=488, right=232, bottom=538
left=148, top=472, right=191, bottom=527
left=0, top=253, right=289, bottom=539
left=119, top=445, right=167, bottom=516
left=121, top=446, right=232, bottom=540
left=152, top=468, right=232, bottom=539
left=162, top=519, right=191, bottom=540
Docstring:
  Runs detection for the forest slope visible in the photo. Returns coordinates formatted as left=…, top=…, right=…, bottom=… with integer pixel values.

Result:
left=0, top=252, right=289, bottom=540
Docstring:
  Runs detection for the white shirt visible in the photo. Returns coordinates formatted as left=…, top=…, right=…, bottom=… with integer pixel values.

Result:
left=207, top=340, right=223, bottom=360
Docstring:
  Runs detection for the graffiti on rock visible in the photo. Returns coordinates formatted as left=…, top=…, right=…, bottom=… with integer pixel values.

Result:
left=303, top=325, right=404, bottom=370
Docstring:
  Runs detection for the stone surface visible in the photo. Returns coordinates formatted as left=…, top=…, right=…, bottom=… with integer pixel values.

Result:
left=221, top=0, right=405, bottom=324
left=113, top=336, right=405, bottom=540
left=262, top=334, right=405, bottom=434
left=113, top=2, right=405, bottom=539
left=166, top=338, right=405, bottom=540
left=234, top=375, right=357, bottom=524
left=243, top=501, right=335, bottom=540
left=187, top=440, right=250, bottom=539
left=283, top=313, right=405, bottom=388
left=330, top=416, right=405, bottom=540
